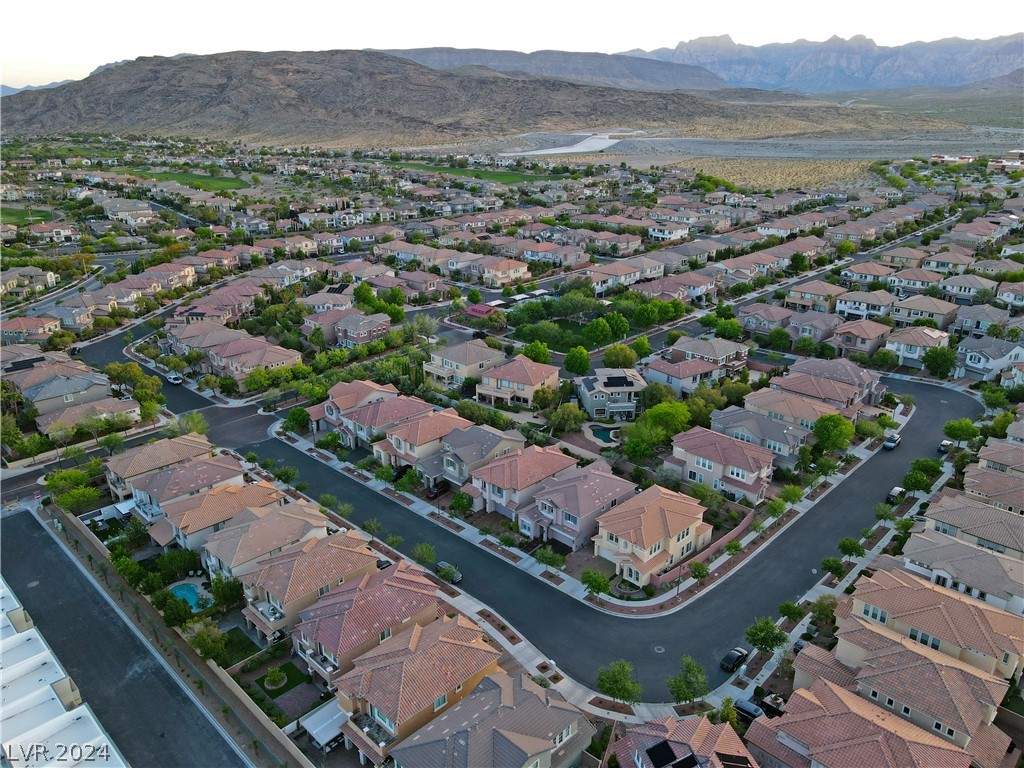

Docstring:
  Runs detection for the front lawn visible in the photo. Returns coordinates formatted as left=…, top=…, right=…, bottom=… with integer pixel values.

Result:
left=222, top=627, right=260, bottom=667
left=116, top=168, right=249, bottom=191
left=256, top=661, right=312, bottom=698
left=1, top=208, right=53, bottom=226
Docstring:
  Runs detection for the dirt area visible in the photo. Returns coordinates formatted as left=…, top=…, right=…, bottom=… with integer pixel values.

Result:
left=565, top=549, right=615, bottom=582
left=464, top=509, right=515, bottom=536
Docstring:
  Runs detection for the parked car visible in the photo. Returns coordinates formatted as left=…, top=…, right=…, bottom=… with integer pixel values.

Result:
left=472, top=330, right=488, bottom=340
left=435, top=561, right=463, bottom=584
left=719, top=647, right=749, bottom=672
left=425, top=480, right=449, bottom=500
left=735, top=699, right=765, bottom=723
left=882, top=434, right=901, bottom=450
left=886, top=486, right=906, bottom=504
left=938, top=440, right=954, bottom=453
left=166, top=372, right=184, bottom=385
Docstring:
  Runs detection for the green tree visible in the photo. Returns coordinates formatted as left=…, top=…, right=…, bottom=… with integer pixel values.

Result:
left=581, top=569, right=610, bottom=596
left=467, top=288, right=483, bottom=304
left=779, top=601, right=803, bottom=623
left=124, top=516, right=150, bottom=548
left=411, top=542, right=435, bottom=566
left=982, top=387, right=1010, bottom=412
left=667, top=655, right=708, bottom=704
left=564, top=346, right=591, bottom=376
left=283, top=407, right=310, bottom=433
left=522, top=340, right=552, bottom=364
left=638, top=381, right=675, bottom=410
left=605, top=312, right=630, bottom=340
left=921, top=346, right=957, bottom=379
left=631, top=335, right=652, bottom=358
left=595, top=659, right=642, bottom=706
left=161, top=596, right=193, bottom=628
left=533, top=545, right=566, bottom=569
left=689, top=560, right=710, bottom=585
left=643, top=401, right=690, bottom=436
left=836, top=240, right=857, bottom=257
left=548, top=403, right=586, bottom=434
left=98, top=433, right=125, bottom=455
left=764, top=327, right=791, bottom=351
left=603, top=343, right=637, bottom=369
left=714, top=319, right=742, bottom=340
left=183, top=617, right=227, bottom=663
left=873, top=503, right=895, bottom=523
left=273, top=465, right=299, bottom=484
left=385, top=534, right=404, bottom=548
left=449, top=491, right=473, bottom=515
left=902, top=469, right=931, bottom=497
left=362, top=518, right=383, bottom=541
left=713, top=698, right=739, bottom=728
left=821, top=557, right=845, bottom=579
left=837, top=536, right=866, bottom=559
left=162, top=412, right=209, bottom=437
left=812, top=414, right=855, bottom=455
left=581, top=318, right=612, bottom=348
left=794, top=335, right=818, bottom=355
left=746, top=616, right=788, bottom=656
left=45, top=468, right=90, bottom=496
left=55, top=486, right=100, bottom=514
left=210, top=575, right=244, bottom=609
left=779, top=485, right=804, bottom=505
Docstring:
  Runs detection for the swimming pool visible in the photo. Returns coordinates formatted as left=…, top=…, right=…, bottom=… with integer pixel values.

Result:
left=591, top=427, right=620, bottom=443
left=170, top=583, right=200, bottom=610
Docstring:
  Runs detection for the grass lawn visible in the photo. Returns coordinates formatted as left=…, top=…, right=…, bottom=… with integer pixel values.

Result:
left=1004, top=692, right=1024, bottom=717
left=1, top=208, right=53, bottom=226
left=116, top=168, right=249, bottom=191
left=512, top=318, right=593, bottom=352
left=257, top=661, right=312, bottom=698
left=222, top=627, right=260, bottom=667
left=380, top=160, right=567, bottom=185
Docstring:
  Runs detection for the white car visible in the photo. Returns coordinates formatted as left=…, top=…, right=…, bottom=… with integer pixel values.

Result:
left=166, top=373, right=184, bottom=385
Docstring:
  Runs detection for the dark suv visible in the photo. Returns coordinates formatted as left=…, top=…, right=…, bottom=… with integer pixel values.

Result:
left=720, top=647, right=749, bottom=672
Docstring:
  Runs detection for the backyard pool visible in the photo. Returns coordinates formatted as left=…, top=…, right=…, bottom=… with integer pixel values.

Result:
left=591, top=427, right=620, bottom=443
left=170, top=583, right=201, bottom=610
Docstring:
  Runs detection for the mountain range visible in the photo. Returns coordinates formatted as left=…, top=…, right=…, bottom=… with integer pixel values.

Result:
left=621, top=34, right=1024, bottom=91
left=2, top=49, right=963, bottom=147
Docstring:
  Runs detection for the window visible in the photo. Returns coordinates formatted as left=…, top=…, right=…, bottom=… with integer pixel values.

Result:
left=369, top=704, right=394, bottom=733
left=902, top=705, right=911, bottom=715
left=886, top=697, right=894, bottom=708
left=318, top=584, right=330, bottom=597
left=933, top=721, right=943, bottom=732
left=379, top=628, right=391, bottom=643
left=64, top=394, right=74, bottom=402
left=554, top=724, right=574, bottom=746
left=946, top=727, right=955, bottom=737
left=563, top=511, right=578, bottom=527
left=649, top=541, right=662, bottom=556
left=728, top=466, right=747, bottom=481
left=433, top=693, right=447, bottom=711
left=870, top=689, right=878, bottom=700
left=607, top=532, right=619, bottom=544
left=455, top=683, right=462, bottom=693
left=675, top=528, right=690, bottom=542
left=634, top=750, right=645, bottom=768
left=695, top=456, right=714, bottom=471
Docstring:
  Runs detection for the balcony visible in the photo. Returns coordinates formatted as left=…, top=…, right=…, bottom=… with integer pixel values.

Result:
left=242, top=599, right=287, bottom=637
left=342, top=713, right=396, bottom=761
left=298, top=640, right=339, bottom=681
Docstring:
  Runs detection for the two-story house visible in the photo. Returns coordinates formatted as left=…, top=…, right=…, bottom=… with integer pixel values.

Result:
left=372, top=409, right=473, bottom=471
left=335, top=616, right=502, bottom=766
left=830, top=318, right=892, bottom=358
left=710, top=405, right=811, bottom=469
left=789, top=357, right=887, bottom=405
left=465, top=446, right=578, bottom=518
left=953, top=304, right=1010, bottom=340
left=737, top=303, right=795, bottom=339
left=334, top=311, right=391, bottom=349
left=841, top=261, right=895, bottom=288
left=160, top=480, right=285, bottom=552
left=640, top=356, right=724, bottom=396
left=941, top=274, right=999, bottom=305
left=517, top=461, right=637, bottom=551
left=129, top=454, right=244, bottom=529
left=241, top=532, right=380, bottom=646
left=784, top=280, right=848, bottom=313
left=337, top=396, right=435, bottom=450
left=663, top=337, right=749, bottom=375
left=19, top=371, right=109, bottom=415
left=835, top=290, right=897, bottom=320
left=786, top=310, right=842, bottom=345
left=885, top=326, right=950, bottom=369
left=104, top=433, right=214, bottom=502
left=954, top=337, right=1024, bottom=382
left=592, top=485, right=712, bottom=588
left=422, top=339, right=506, bottom=387
left=770, top=371, right=862, bottom=410
left=615, top=716, right=756, bottom=768
left=743, top=388, right=843, bottom=430
left=476, top=355, right=560, bottom=409
left=414, top=424, right=526, bottom=491
left=306, top=380, right=398, bottom=435
left=574, top=368, right=647, bottom=421
left=891, top=295, right=959, bottom=329
left=294, top=561, right=438, bottom=689
left=664, top=426, right=776, bottom=504
left=924, top=491, right=1023, bottom=559
left=888, top=268, right=944, bottom=296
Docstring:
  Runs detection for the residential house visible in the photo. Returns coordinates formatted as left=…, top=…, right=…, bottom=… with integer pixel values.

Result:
left=891, top=295, right=959, bottom=329
left=334, top=311, right=391, bottom=349
left=996, top=282, right=1024, bottom=310
left=337, top=396, right=435, bottom=450
left=841, top=262, right=895, bottom=288
left=1, top=317, right=61, bottom=346
left=786, top=310, right=842, bottom=346
left=305, top=380, right=399, bottom=435
left=592, top=485, right=712, bottom=588
left=582, top=261, right=644, bottom=295
left=835, top=290, right=896, bottom=320
left=517, top=461, right=637, bottom=551
left=878, top=247, right=929, bottom=269
left=830, top=319, right=892, bottom=358
left=923, top=248, right=976, bottom=274
left=746, top=679, right=973, bottom=768
left=711, top=405, right=811, bottom=469
left=474, top=256, right=528, bottom=287
left=476, top=355, right=560, bottom=409
left=792, top=613, right=1014, bottom=768
left=964, top=464, right=1023, bottom=514
left=789, top=358, right=887, bottom=405
left=465, top=446, right=578, bottom=517
left=414, top=424, right=526, bottom=491
left=129, top=453, right=244, bottom=527
left=390, top=672, right=596, bottom=768
left=373, top=409, right=473, bottom=471
left=160, top=480, right=285, bottom=552
left=941, top=274, right=999, bottom=305
left=743, top=388, right=844, bottom=430
left=334, top=616, right=502, bottom=766
left=641, top=357, right=724, bottom=396
left=664, top=337, right=749, bottom=375
left=207, top=338, right=302, bottom=388
left=888, top=268, right=944, bottom=296
left=901, top=529, right=1024, bottom=616
left=783, top=280, right=848, bottom=313
left=954, top=337, right=1024, bottom=382
left=924, top=492, right=1024, bottom=560
left=839, top=567, right=1024, bottom=680
left=103, top=433, right=214, bottom=501
left=885, top=326, right=950, bottom=369
left=954, top=304, right=1011, bottom=339
left=737, top=304, right=795, bottom=338
left=203, top=501, right=335, bottom=580
left=574, top=368, right=647, bottom=420
left=664, top=426, right=775, bottom=503
left=614, top=716, right=758, bottom=768
left=241, top=532, right=380, bottom=645
left=34, top=397, right=140, bottom=438
left=294, top=561, right=439, bottom=688
left=422, top=339, right=506, bottom=387
left=771, top=371, right=862, bottom=409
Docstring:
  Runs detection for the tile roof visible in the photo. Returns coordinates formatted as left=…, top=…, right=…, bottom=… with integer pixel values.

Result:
left=925, top=492, right=1024, bottom=553
left=744, top=388, right=841, bottom=422
left=614, top=715, right=757, bottom=768
left=433, top=339, right=506, bottom=368
left=34, top=397, right=139, bottom=433
left=850, top=568, right=1024, bottom=660
left=978, top=439, right=1024, bottom=474
left=131, top=454, right=243, bottom=503
left=386, top=409, right=473, bottom=448
left=242, top=531, right=378, bottom=604
left=203, top=501, right=328, bottom=572
left=344, top=396, right=434, bottom=431
left=484, top=355, right=560, bottom=387
left=324, top=379, right=398, bottom=412
left=771, top=372, right=861, bottom=405
left=963, top=465, right=1024, bottom=510
left=163, top=480, right=284, bottom=536
left=104, top=433, right=213, bottom=481
left=391, top=672, right=594, bottom=768
left=469, top=446, right=577, bottom=491
left=597, top=484, right=707, bottom=549
left=335, top=615, right=501, bottom=726
left=902, top=529, right=1024, bottom=603
left=745, top=679, right=972, bottom=768
left=530, top=461, right=637, bottom=520
left=296, top=561, right=438, bottom=660
left=672, top=426, right=775, bottom=473
left=887, top=326, right=949, bottom=347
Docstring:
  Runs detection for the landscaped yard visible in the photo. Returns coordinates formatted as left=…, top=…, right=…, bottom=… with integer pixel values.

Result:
left=222, top=627, right=260, bottom=667
left=256, top=661, right=312, bottom=698
left=512, top=318, right=593, bottom=352
left=1, top=208, right=54, bottom=226
left=116, top=168, right=249, bottom=191
left=380, top=160, right=567, bottom=185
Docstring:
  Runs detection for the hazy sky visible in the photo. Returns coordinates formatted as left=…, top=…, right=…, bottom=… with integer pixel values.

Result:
left=3, top=0, right=1021, bottom=87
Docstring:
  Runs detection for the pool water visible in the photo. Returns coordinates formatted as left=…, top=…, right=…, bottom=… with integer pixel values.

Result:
left=592, top=427, right=620, bottom=442
left=170, top=583, right=200, bottom=610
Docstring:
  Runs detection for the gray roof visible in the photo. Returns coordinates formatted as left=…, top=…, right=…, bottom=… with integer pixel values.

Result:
left=904, top=529, right=1024, bottom=603
left=435, top=339, right=506, bottom=368
left=926, top=493, right=1024, bottom=554
left=442, top=424, right=525, bottom=466
left=788, top=357, right=881, bottom=391
left=956, top=304, right=1010, bottom=325
left=670, top=336, right=748, bottom=359
left=956, top=335, right=1024, bottom=360
left=711, top=405, right=811, bottom=449
left=389, top=673, right=595, bottom=768
left=532, top=461, right=636, bottom=520
left=22, top=373, right=108, bottom=403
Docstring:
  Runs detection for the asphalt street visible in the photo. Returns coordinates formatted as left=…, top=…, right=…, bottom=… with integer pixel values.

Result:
left=236, top=379, right=980, bottom=701
left=0, top=510, right=247, bottom=768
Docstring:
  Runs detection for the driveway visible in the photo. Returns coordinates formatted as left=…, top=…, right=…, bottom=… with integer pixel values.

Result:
left=237, top=379, right=979, bottom=701
left=1, top=511, right=247, bottom=768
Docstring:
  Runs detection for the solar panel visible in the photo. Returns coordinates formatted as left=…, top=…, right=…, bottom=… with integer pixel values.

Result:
left=645, top=740, right=676, bottom=768
left=716, top=753, right=752, bottom=768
